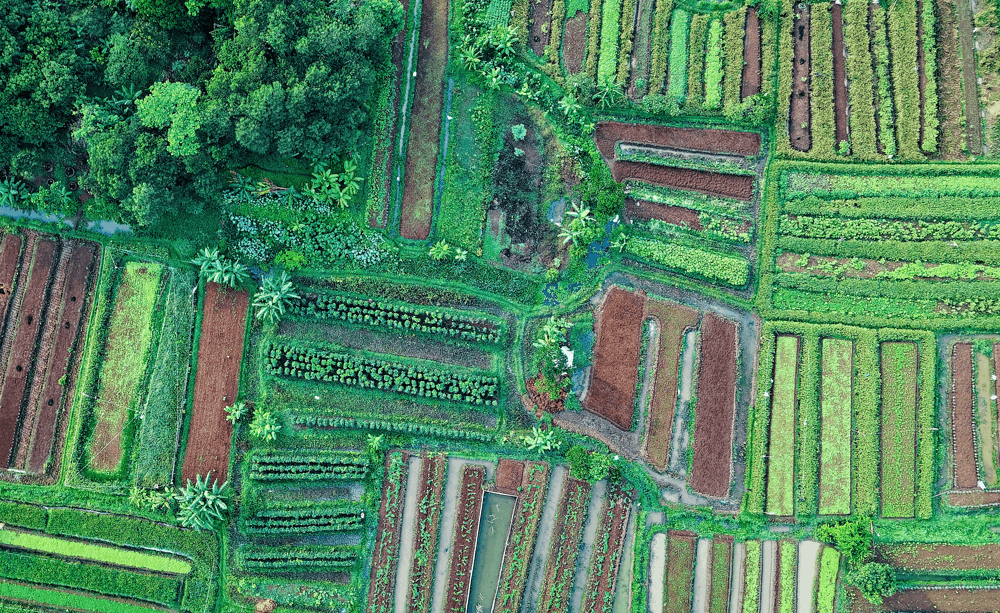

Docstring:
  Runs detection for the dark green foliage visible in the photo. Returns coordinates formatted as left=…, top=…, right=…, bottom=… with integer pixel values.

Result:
left=0, top=500, right=48, bottom=530
left=846, top=562, right=897, bottom=605
left=566, top=445, right=591, bottom=480
left=288, top=415, right=495, bottom=442
left=815, top=517, right=873, bottom=569
left=248, top=450, right=369, bottom=481
left=235, top=545, right=359, bottom=571
left=243, top=502, right=365, bottom=534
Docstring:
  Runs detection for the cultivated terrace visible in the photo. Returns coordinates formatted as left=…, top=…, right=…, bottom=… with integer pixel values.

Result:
left=4, top=0, right=1000, bottom=611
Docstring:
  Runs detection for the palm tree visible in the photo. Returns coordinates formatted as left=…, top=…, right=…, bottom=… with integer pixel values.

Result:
left=252, top=271, right=300, bottom=325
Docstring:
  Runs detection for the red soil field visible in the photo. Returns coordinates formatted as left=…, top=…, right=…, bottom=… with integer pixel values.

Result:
left=398, top=0, right=449, bottom=240
left=444, top=465, right=485, bottom=613
left=181, top=282, right=249, bottom=482
left=946, top=489, right=1000, bottom=507
left=494, top=458, right=524, bottom=495
left=496, top=462, right=550, bottom=613
left=528, top=0, right=554, bottom=56
left=612, top=161, right=755, bottom=201
left=367, top=452, right=410, bottom=613
left=585, top=287, right=647, bottom=430
left=624, top=199, right=702, bottom=228
left=0, top=234, right=23, bottom=326
left=537, top=477, right=591, bottom=613
left=594, top=122, right=762, bottom=159
left=644, top=299, right=700, bottom=472
left=831, top=3, right=849, bottom=146
left=789, top=3, right=811, bottom=151
left=563, top=11, right=588, bottom=74
left=689, top=313, right=738, bottom=498
left=665, top=530, right=697, bottom=613
left=853, top=587, right=1000, bottom=612
left=0, top=238, right=57, bottom=468
left=25, top=243, right=97, bottom=474
left=581, top=487, right=631, bottom=613
left=407, top=453, right=446, bottom=613
left=741, top=8, right=762, bottom=99
left=877, top=543, right=1000, bottom=571
left=951, top=343, right=977, bottom=489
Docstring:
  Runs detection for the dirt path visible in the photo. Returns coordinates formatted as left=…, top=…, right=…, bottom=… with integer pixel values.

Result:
left=669, top=330, right=697, bottom=476
left=648, top=532, right=667, bottom=613
left=692, top=538, right=712, bottom=613
left=570, top=479, right=608, bottom=613
left=955, top=0, right=985, bottom=154
left=760, top=541, right=778, bottom=613
left=521, top=465, right=567, bottom=613
left=431, top=457, right=494, bottom=613
left=730, top=542, right=747, bottom=613
left=395, top=456, right=423, bottom=613
left=612, top=503, right=638, bottom=613
left=796, top=541, right=822, bottom=613
left=789, top=3, right=812, bottom=151
left=831, top=2, right=849, bottom=146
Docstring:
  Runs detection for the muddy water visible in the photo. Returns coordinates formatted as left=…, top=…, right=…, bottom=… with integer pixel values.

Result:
left=466, top=492, right=517, bottom=613
left=669, top=330, right=698, bottom=475
left=395, top=456, right=423, bottom=613
left=760, top=541, right=778, bottom=613
left=612, top=503, right=638, bottom=613
left=570, top=480, right=608, bottom=613
left=521, top=465, right=567, bottom=613
left=692, top=538, right=712, bottom=613
left=796, top=541, right=822, bottom=613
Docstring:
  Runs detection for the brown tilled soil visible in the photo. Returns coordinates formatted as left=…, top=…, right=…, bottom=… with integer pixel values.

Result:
left=851, top=586, right=1000, bottom=612
left=181, top=282, right=249, bottom=482
left=444, top=465, right=485, bottom=613
left=0, top=239, right=57, bottom=468
left=537, top=477, right=591, bottom=613
left=595, top=122, right=762, bottom=159
left=563, top=11, right=588, bottom=74
left=789, top=3, right=812, bottom=151
left=877, top=543, right=1000, bottom=570
left=407, top=453, right=446, bottom=613
left=952, top=343, right=977, bottom=488
left=585, top=287, right=647, bottom=431
left=946, top=489, right=1000, bottom=506
left=624, top=199, right=702, bottom=228
left=580, top=486, right=632, bottom=613
left=831, top=3, right=849, bottom=146
left=529, top=0, right=555, bottom=56
left=612, top=162, right=755, bottom=201
left=742, top=8, right=762, bottom=99
left=367, top=452, right=410, bottom=613
left=24, top=243, right=96, bottom=475
left=0, top=234, right=23, bottom=324
left=689, top=313, right=738, bottom=498
left=527, top=373, right=568, bottom=416
left=936, top=0, right=968, bottom=159
left=644, top=299, right=700, bottom=472
left=494, top=458, right=524, bottom=495
left=496, top=462, right=549, bottom=613
left=954, top=0, right=984, bottom=155
left=398, top=0, right=449, bottom=240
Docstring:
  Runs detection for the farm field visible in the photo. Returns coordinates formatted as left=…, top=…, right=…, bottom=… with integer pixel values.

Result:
left=585, top=286, right=646, bottom=430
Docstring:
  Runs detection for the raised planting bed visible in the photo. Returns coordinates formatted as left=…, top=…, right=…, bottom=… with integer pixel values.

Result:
left=528, top=0, right=554, bottom=55
left=709, top=536, right=733, bottom=613
left=690, top=313, right=738, bottom=499
left=242, top=502, right=366, bottom=534
left=443, top=464, right=486, bottom=613
left=247, top=449, right=369, bottom=481
left=624, top=236, right=750, bottom=287
left=879, top=341, right=918, bottom=518
left=181, top=282, right=249, bottom=482
left=585, top=286, right=647, bottom=430
left=819, top=337, right=853, bottom=515
left=664, top=530, right=696, bottom=613
left=624, top=199, right=701, bottom=227
left=398, top=0, right=449, bottom=240
left=869, top=588, right=1000, bottom=612
left=945, top=489, right=1000, bottom=507
left=974, top=351, right=998, bottom=487
left=562, top=10, right=588, bottom=74
left=831, top=3, right=848, bottom=147
left=611, top=161, right=755, bottom=201
left=741, top=541, right=761, bottom=613
left=0, top=581, right=167, bottom=613
left=405, top=453, right=446, bottom=613
left=0, top=526, right=191, bottom=574
left=235, top=544, right=358, bottom=573
left=876, top=543, right=1000, bottom=572
left=366, top=452, right=409, bottom=613
left=741, top=7, right=762, bottom=99
left=777, top=541, right=795, bottom=613
left=766, top=334, right=799, bottom=516
left=493, top=458, right=524, bottom=496
left=644, top=298, right=700, bottom=471
left=815, top=546, right=839, bottom=613
left=594, top=122, right=762, bottom=159
left=535, top=476, right=591, bottom=613
left=580, top=486, right=632, bottom=613
left=494, top=462, right=550, bottom=613
left=0, top=233, right=24, bottom=334
left=788, top=3, right=811, bottom=152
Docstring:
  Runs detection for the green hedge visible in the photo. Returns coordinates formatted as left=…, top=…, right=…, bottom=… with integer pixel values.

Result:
left=844, top=0, right=879, bottom=159
left=649, top=0, right=673, bottom=93
left=887, top=0, right=921, bottom=160
left=666, top=8, right=690, bottom=101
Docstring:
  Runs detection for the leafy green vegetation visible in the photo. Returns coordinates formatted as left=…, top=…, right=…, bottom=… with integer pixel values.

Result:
left=0, top=529, right=191, bottom=574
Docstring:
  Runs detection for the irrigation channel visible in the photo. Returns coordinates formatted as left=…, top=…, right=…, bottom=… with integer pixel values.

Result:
left=647, top=532, right=667, bottom=613
left=612, top=503, right=638, bottom=613
left=692, top=538, right=712, bottom=613
left=795, top=541, right=822, bottom=613
left=465, top=492, right=517, bottom=613
left=395, top=456, right=423, bottom=613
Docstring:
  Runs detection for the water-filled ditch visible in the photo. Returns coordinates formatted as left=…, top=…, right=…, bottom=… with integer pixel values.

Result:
left=466, top=491, right=516, bottom=613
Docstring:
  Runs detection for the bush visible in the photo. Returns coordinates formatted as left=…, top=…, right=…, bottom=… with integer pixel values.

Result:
left=846, top=562, right=897, bottom=605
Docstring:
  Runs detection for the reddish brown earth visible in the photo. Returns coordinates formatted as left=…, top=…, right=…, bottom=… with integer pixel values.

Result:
left=831, top=3, right=849, bottom=146
left=0, top=234, right=23, bottom=324
left=407, top=453, right=446, bottom=613
left=612, top=161, right=755, bottom=201
left=496, top=462, right=550, bottom=613
left=526, top=373, right=568, bottom=416
left=951, top=343, right=977, bottom=489
left=0, top=239, right=57, bottom=468
left=851, top=587, right=1000, bottom=612
left=537, top=477, right=591, bottom=613
left=563, top=11, right=588, bottom=74
left=398, top=0, right=449, bottom=240
left=494, top=459, right=524, bottom=495
left=594, top=122, right=762, bottom=158
left=25, top=243, right=96, bottom=474
left=789, top=3, right=812, bottom=151
left=528, top=0, right=555, bottom=56
left=367, top=452, right=410, bottom=613
left=181, top=282, right=249, bottom=482
left=644, top=299, right=700, bottom=472
left=877, top=543, right=1000, bottom=570
left=665, top=530, right=697, bottom=613
left=741, top=8, right=762, bottom=99
left=624, top=199, right=703, bottom=228
left=946, top=489, right=1000, bottom=507
left=443, top=465, right=485, bottom=613
left=689, top=313, right=738, bottom=498
left=581, top=486, right=632, bottom=613
left=935, top=0, right=967, bottom=159
left=585, top=287, right=647, bottom=431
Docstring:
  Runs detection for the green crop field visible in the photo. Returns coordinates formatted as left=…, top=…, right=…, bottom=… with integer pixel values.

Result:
left=766, top=335, right=799, bottom=517
left=880, top=341, right=919, bottom=519
left=0, top=529, right=191, bottom=574
left=819, top=338, right=852, bottom=515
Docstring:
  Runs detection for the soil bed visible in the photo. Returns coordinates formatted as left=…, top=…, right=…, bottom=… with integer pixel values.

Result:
left=624, top=199, right=702, bottom=228
left=443, top=465, right=485, bottom=613
left=831, top=3, right=848, bottom=146
left=529, top=0, right=555, bottom=56
left=0, top=234, right=23, bottom=325
left=876, top=543, right=1000, bottom=570
left=689, top=313, right=738, bottom=498
left=585, top=287, right=647, bottom=430
left=407, top=453, right=446, bottom=613
left=789, top=3, right=811, bottom=151
left=367, top=452, right=409, bottom=613
left=494, top=459, right=524, bottom=495
left=954, top=0, right=983, bottom=154
left=181, top=282, right=249, bottom=481
left=536, top=477, right=591, bottom=613
left=580, top=486, right=631, bottom=613
left=595, top=122, right=762, bottom=159
left=852, top=587, right=1000, bottom=612
left=563, top=11, right=588, bottom=74
left=742, top=8, right=762, bottom=99
left=612, top=162, right=755, bottom=201
left=665, top=530, right=697, bottom=613
left=946, top=489, right=1000, bottom=506
left=497, top=462, right=552, bottom=613
left=936, top=0, right=967, bottom=159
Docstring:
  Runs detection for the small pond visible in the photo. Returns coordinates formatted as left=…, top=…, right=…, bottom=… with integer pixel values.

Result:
left=465, top=492, right=517, bottom=613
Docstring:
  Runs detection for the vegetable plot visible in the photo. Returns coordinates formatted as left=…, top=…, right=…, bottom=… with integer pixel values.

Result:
left=879, top=341, right=918, bottom=518
left=819, top=338, right=853, bottom=515
left=766, top=335, right=800, bottom=516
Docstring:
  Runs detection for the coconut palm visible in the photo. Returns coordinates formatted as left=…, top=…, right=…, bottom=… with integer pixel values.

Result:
left=252, top=271, right=300, bottom=325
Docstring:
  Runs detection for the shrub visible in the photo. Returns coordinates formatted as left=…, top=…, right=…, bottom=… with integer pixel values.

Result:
left=846, top=562, right=897, bottom=605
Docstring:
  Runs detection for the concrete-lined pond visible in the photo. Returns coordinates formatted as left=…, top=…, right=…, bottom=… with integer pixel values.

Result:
left=466, top=491, right=516, bottom=613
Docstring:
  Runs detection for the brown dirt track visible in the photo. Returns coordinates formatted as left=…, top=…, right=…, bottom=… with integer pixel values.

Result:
left=644, top=299, right=700, bottom=472
left=612, top=162, right=755, bottom=201
left=0, top=238, right=57, bottom=468
left=585, top=287, right=647, bottom=431
left=367, top=452, right=410, bottom=613
left=181, top=282, right=249, bottom=482
left=563, top=11, right=588, bottom=74
left=624, top=199, right=702, bottom=228
left=594, top=122, right=762, bottom=159
left=951, top=343, right=977, bottom=489
left=407, top=453, right=446, bottom=613
left=742, top=8, right=762, bottom=99
left=581, top=486, right=631, bottom=613
left=831, top=3, right=849, bottom=146
left=494, top=458, right=524, bottom=495
left=789, top=3, right=811, bottom=151
left=877, top=543, right=1000, bottom=571
left=444, top=464, right=485, bottom=613
left=398, top=0, right=449, bottom=240
left=852, top=587, right=1000, bottom=612
left=689, top=313, right=738, bottom=498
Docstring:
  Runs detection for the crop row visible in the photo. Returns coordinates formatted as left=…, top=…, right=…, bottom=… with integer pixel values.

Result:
left=765, top=335, right=799, bottom=517
left=247, top=450, right=369, bottom=481
left=625, top=235, right=748, bottom=286
left=819, top=338, right=853, bottom=516
left=815, top=547, right=840, bottom=613
left=783, top=194, right=1000, bottom=221
left=0, top=582, right=159, bottom=613
left=780, top=214, right=1000, bottom=242
left=268, top=343, right=500, bottom=405
left=845, top=0, right=878, bottom=159
left=581, top=488, right=630, bottom=613
left=0, top=529, right=191, bottom=575
left=243, top=504, right=365, bottom=534
left=537, top=478, right=590, bottom=613
left=288, top=415, right=495, bottom=442
left=495, top=463, right=549, bottom=613
left=665, top=532, right=695, bottom=613
left=741, top=541, right=761, bottom=613
left=290, top=291, right=504, bottom=344
left=443, top=465, right=485, bottom=613
left=784, top=170, right=1000, bottom=200
left=778, top=542, right=795, bottom=613
left=366, top=452, right=408, bottom=613
left=235, top=545, right=358, bottom=571
left=407, top=454, right=446, bottom=613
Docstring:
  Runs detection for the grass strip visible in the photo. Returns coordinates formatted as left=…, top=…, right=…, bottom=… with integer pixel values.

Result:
left=0, top=529, right=191, bottom=575
left=766, top=335, right=799, bottom=517
left=819, top=338, right=853, bottom=515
